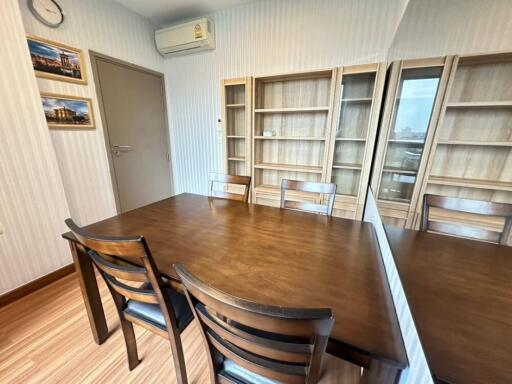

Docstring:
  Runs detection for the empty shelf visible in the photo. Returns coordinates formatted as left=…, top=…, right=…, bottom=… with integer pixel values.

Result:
left=254, top=107, right=329, bottom=113
left=254, top=163, right=323, bottom=174
left=428, top=176, right=512, bottom=191
left=254, top=136, right=326, bottom=141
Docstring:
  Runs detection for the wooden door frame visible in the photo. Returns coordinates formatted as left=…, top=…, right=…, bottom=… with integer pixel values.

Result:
left=89, top=51, right=173, bottom=213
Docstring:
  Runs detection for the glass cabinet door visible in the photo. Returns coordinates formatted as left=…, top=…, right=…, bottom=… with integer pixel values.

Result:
left=378, top=67, right=442, bottom=203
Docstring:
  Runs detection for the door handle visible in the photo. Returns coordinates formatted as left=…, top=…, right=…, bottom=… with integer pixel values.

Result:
left=111, top=144, right=132, bottom=151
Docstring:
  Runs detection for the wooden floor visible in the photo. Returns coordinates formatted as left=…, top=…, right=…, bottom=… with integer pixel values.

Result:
left=0, top=273, right=361, bottom=383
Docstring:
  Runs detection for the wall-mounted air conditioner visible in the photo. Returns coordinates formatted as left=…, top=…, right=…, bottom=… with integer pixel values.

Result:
left=155, top=18, right=215, bottom=57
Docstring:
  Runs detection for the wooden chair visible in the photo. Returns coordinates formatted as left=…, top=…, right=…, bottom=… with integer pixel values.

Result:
left=174, top=262, right=336, bottom=384
left=65, top=219, right=193, bottom=384
left=209, top=173, right=251, bottom=203
left=420, top=194, right=512, bottom=245
left=280, top=179, right=337, bottom=216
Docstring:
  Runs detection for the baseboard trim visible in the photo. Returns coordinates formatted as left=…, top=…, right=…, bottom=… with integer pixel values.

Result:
left=0, top=264, right=75, bottom=308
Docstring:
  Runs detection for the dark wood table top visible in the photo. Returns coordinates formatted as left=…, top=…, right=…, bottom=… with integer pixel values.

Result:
left=385, top=225, right=512, bottom=384
left=64, top=193, right=407, bottom=368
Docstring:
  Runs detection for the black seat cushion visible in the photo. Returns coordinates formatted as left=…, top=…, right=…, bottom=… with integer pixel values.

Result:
left=124, top=283, right=193, bottom=332
left=221, top=360, right=280, bottom=384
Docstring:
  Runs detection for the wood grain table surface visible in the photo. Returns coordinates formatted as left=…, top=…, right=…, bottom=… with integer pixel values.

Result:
left=386, top=225, right=512, bottom=384
left=64, top=193, right=407, bottom=381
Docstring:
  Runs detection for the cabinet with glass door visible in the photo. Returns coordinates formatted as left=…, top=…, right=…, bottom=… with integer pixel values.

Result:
left=325, top=63, right=386, bottom=219
left=371, top=57, right=453, bottom=227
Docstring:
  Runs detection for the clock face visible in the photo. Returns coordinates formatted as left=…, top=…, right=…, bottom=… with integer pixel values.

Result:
left=29, top=0, right=64, bottom=28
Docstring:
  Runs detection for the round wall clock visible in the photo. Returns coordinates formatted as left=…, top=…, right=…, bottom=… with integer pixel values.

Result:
left=28, top=0, right=64, bottom=28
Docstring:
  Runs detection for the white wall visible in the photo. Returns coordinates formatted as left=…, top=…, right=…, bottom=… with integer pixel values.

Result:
left=165, top=0, right=410, bottom=195
left=19, top=0, right=164, bottom=226
left=0, top=0, right=70, bottom=294
left=364, top=190, right=433, bottom=384
left=389, top=0, right=512, bottom=60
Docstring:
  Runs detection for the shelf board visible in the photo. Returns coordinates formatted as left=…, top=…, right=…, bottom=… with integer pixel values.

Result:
left=332, top=163, right=362, bottom=170
left=254, top=163, right=323, bottom=174
left=428, top=175, right=512, bottom=192
left=342, top=97, right=372, bottom=103
left=383, top=167, right=417, bottom=175
left=254, top=184, right=322, bottom=198
left=254, top=107, right=329, bottom=113
left=227, top=135, right=245, bottom=139
left=446, top=101, right=512, bottom=109
left=228, top=157, right=245, bottom=162
left=335, top=137, right=366, bottom=142
left=378, top=196, right=411, bottom=204
left=437, top=140, right=512, bottom=147
left=254, top=136, right=326, bottom=141
left=388, top=139, right=424, bottom=145
left=226, top=103, right=245, bottom=108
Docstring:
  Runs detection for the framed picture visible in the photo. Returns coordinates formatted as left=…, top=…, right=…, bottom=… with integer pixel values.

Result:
left=41, top=93, right=95, bottom=129
left=27, top=35, right=87, bottom=84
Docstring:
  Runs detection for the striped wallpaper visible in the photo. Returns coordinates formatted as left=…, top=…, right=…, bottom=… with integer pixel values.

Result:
left=164, top=0, right=410, bottom=195
left=0, top=0, right=70, bottom=294
left=0, top=0, right=163, bottom=294
left=19, top=0, right=164, bottom=226
left=389, top=0, right=512, bottom=60
left=165, top=0, right=512, bottom=195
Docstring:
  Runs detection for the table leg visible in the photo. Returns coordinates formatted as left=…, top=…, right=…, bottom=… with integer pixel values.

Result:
left=362, top=359, right=402, bottom=384
left=69, top=240, right=109, bottom=345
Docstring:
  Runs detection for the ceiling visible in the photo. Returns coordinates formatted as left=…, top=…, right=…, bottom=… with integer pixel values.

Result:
left=114, top=0, right=255, bottom=26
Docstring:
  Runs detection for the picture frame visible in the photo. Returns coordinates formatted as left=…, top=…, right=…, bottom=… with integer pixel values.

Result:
left=27, top=35, right=87, bottom=85
left=41, top=93, right=95, bottom=129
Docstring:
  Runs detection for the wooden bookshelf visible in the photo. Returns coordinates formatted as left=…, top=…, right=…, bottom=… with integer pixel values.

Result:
left=221, top=77, right=252, bottom=195
left=252, top=69, right=337, bottom=206
left=370, top=56, right=453, bottom=227
left=324, top=63, right=387, bottom=219
left=412, top=51, right=512, bottom=245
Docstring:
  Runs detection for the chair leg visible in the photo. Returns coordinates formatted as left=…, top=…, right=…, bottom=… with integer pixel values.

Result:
left=169, top=335, right=188, bottom=384
left=120, top=318, right=140, bottom=371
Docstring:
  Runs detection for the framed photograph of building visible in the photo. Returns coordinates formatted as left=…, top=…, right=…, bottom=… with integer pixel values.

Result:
left=41, top=93, right=95, bottom=129
left=27, top=35, right=87, bottom=84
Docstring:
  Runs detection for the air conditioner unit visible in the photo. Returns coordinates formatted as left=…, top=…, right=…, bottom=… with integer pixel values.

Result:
left=155, top=18, right=215, bottom=57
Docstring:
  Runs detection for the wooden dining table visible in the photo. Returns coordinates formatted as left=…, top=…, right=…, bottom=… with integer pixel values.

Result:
left=62, top=193, right=407, bottom=382
left=386, top=225, right=512, bottom=384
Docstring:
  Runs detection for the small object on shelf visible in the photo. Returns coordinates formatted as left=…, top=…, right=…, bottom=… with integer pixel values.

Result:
left=262, top=129, right=275, bottom=137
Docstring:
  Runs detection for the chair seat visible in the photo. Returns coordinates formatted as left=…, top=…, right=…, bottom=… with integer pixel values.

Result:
left=220, top=354, right=362, bottom=384
left=124, top=283, right=193, bottom=332
left=221, top=360, right=279, bottom=384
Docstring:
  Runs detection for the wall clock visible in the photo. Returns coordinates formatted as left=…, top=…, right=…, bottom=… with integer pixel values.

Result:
left=28, top=0, right=64, bottom=28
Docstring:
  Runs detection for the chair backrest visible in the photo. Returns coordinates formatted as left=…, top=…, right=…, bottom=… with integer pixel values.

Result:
left=209, top=173, right=251, bottom=203
left=65, top=219, right=181, bottom=334
left=280, top=179, right=337, bottom=216
left=174, top=262, right=334, bottom=384
left=420, top=194, right=512, bottom=245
